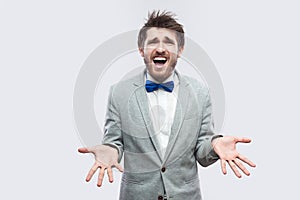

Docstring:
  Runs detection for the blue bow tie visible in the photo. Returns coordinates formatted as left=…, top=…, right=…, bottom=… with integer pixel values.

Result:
left=145, top=80, right=174, bottom=93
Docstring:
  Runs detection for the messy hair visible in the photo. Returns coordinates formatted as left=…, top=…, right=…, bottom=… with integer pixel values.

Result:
left=138, top=10, right=185, bottom=49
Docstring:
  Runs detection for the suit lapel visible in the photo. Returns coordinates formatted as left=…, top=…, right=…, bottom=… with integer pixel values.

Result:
left=163, top=74, right=190, bottom=164
left=133, top=71, right=164, bottom=162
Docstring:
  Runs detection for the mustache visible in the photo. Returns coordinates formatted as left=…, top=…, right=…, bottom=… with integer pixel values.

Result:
left=152, top=52, right=168, bottom=57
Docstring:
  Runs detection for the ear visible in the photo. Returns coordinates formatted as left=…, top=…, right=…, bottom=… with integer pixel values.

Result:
left=139, top=48, right=144, bottom=57
left=177, top=46, right=184, bottom=58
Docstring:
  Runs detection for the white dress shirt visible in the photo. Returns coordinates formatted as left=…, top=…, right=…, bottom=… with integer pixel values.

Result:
left=145, top=71, right=179, bottom=158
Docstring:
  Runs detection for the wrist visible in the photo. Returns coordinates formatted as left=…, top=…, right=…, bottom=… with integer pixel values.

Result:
left=211, top=135, right=223, bottom=147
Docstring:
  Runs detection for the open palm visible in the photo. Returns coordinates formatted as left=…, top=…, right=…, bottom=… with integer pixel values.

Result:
left=78, top=145, right=123, bottom=186
left=212, top=136, right=256, bottom=178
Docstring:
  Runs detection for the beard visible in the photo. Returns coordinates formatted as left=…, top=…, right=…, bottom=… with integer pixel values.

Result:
left=143, top=57, right=177, bottom=83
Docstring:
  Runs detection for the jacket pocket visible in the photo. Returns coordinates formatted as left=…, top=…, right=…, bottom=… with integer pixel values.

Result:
left=184, top=176, right=199, bottom=184
left=121, top=175, right=144, bottom=185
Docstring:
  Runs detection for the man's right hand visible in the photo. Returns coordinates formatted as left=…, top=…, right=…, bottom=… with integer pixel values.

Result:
left=78, top=145, right=124, bottom=187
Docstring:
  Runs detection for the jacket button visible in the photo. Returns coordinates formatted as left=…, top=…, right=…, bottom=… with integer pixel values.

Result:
left=161, top=167, right=166, bottom=172
left=158, top=195, right=163, bottom=200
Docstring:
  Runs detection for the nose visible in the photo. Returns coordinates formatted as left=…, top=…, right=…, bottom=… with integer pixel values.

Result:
left=156, top=42, right=166, bottom=53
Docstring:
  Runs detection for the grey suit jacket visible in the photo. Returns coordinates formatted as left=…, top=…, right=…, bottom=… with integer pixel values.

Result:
left=102, top=69, right=219, bottom=200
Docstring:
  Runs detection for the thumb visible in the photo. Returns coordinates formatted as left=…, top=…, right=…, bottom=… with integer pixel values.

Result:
left=235, top=137, right=252, bottom=143
left=114, top=162, right=124, bottom=172
left=78, top=147, right=90, bottom=153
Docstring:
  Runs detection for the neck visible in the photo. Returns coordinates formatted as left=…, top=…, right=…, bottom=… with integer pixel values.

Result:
left=147, top=71, right=174, bottom=83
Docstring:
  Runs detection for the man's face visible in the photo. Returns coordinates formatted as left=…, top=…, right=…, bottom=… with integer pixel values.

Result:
left=139, top=27, right=183, bottom=82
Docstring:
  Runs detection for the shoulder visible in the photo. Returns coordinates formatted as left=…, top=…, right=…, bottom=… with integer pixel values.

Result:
left=109, top=72, right=143, bottom=101
left=181, top=74, right=210, bottom=96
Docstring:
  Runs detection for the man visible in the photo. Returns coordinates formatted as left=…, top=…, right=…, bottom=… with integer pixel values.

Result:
left=78, top=11, right=256, bottom=200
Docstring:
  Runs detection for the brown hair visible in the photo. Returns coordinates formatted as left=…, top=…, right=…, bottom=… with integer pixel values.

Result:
left=138, top=10, right=185, bottom=49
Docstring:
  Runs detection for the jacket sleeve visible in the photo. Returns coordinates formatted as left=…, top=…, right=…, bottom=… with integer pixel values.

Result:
left=102, top=86, right=124, bottom=163
left=194, top=91, right=221, bottom=167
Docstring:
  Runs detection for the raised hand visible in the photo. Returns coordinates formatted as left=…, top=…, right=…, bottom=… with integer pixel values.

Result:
left=212, top=136, right=256, bottom=178
left=78, top=145, right=123, bottom=187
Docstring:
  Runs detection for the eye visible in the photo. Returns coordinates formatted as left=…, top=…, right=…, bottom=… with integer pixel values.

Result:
left=165, top=40, right=175, bottom=45
left=148, top=41, right=156, bottom=44
left=147, top=39, right=159, bottom=45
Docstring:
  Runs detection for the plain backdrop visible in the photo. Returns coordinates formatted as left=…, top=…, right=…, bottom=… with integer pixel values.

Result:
left=1, top=0, right=299, bottom=199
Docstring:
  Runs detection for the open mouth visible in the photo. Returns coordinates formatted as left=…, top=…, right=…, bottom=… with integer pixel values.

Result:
left=153, top=57, right=167, bottom=65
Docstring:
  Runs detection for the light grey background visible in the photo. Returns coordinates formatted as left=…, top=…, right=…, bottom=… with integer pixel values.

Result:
left=1, top=0, right=299, bottom=199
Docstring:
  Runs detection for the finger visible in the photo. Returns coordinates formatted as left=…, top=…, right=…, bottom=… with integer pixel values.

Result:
left=78, top=147, right=89, bottom=153
left=113, top=162, right=124, bottom=172
left=233, top=159, right=250, bottom=176
left=97, top=166, right=106, bottom=187
left=235, top=137, right=252, bottom=143
left=228, top=160, right=242, bottom=178
left=221, top=159, right=227, bottom=175
left=238, top=154, right=256, bottom=167
left=107, top=167, right=114, bottom=183
left=86, top=163, right=99, bottom=182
